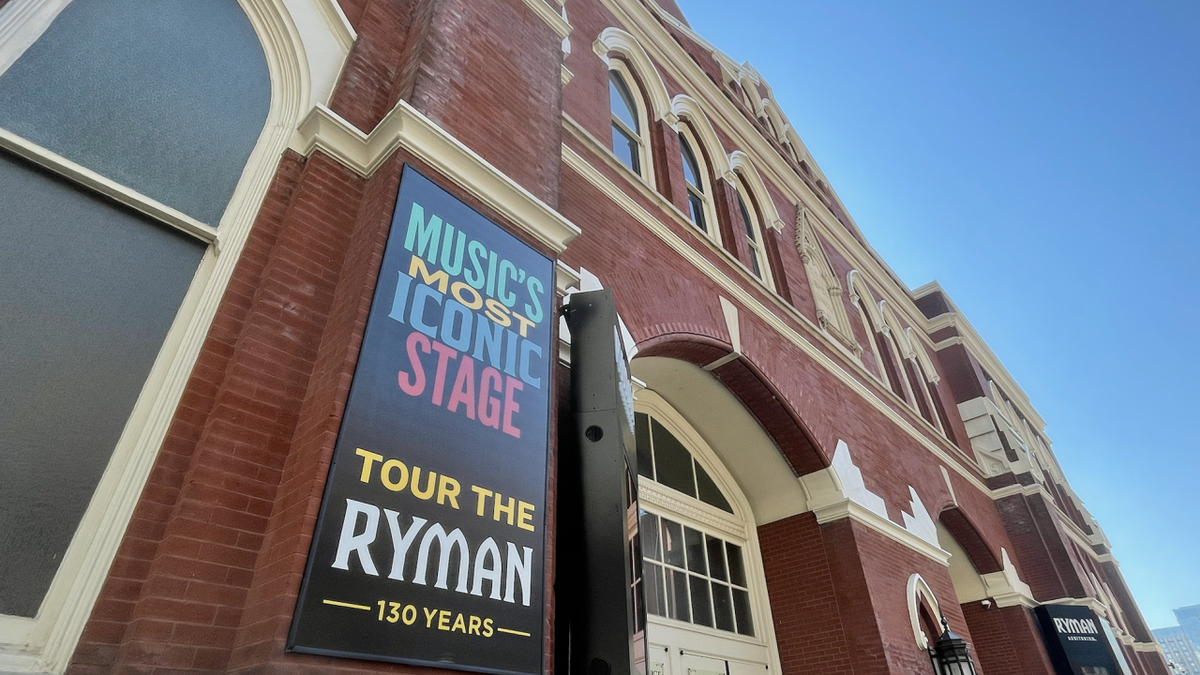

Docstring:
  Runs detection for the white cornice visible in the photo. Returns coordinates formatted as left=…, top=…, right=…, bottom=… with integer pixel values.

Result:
left=292, top=102, right=580, bottom=254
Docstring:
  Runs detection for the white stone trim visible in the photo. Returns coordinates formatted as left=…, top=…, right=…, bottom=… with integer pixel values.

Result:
left=0, top=0, right=70, bottom=77
left=0, top=129, right=218, bottom=243
left=907, top=574, right=942, bottom=649
left=981, top=549, right=1037, bottom=608
left=520, top=0, right=572, bottom=39
left=902, top=487, right=938, bottom=548
left=594, top=27, right=672, bottom=122
left=799, top=442, right=951, bottom=566
left=728, top=150, right=783, bottom=231
left=292, top=102, right=580, bottom=254
left=671, top=94, right=732, bottom=179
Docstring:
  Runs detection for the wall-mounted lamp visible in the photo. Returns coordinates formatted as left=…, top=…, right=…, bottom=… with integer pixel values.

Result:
left=927, top=615, right=979, bottom=675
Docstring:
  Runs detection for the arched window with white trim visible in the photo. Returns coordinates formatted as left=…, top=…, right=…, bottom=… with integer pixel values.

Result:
left=632, top=391, right=776, bottom=675
left=609, top=67, right=647, bottom=178
left=0, top=0, right=304, bottom=667
left=733, top=176, right=772, bottom=290
left=678, top=126, right=717, bottom=241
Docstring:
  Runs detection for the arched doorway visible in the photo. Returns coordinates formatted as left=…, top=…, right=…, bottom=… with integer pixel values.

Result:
left=632, top=356, right=810, bottom=675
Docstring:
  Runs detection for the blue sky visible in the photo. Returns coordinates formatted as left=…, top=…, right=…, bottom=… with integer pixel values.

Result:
left=675, top=0, right=1200, bottom=629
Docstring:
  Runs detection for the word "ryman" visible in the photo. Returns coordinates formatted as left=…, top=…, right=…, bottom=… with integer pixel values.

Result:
left=333, top=499, right=534, bottom=607
left=1053, top=617, right=1099, bottom=635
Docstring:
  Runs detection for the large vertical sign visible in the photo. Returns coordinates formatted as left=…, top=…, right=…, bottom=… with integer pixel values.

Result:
left=560, top=290, right=646, bottom=675
left=289, top=166, right=553, bottom=675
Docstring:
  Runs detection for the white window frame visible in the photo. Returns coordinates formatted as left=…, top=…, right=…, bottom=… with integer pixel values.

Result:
left=607, top=59, right=656, bottom=188
left=0, top=1, right=349, bottom=671
left=676, top=123, right=720, bottom=245
left=731, top=175, right=773, bottom=291
left=634, top=391, right=779, bottom=675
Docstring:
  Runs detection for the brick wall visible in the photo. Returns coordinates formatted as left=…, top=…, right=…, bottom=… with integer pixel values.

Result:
left=960, top=603, right=1055, bottom=675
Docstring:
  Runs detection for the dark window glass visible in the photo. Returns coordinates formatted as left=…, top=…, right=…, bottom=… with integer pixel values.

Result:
left=687, top=192, right=707, bottom=232
left=684, top=527, right=707, bottom=575
left=636, top=412, right=653, bottom=479
left=689, top=575, right=713, bottom=627
left=0, top=152, right=205, bottom=616
left=738, top=193, right=757, bottom=241
left=737, top=192, right=765, bottom=279
left=640, top=513, right=751, bottom=636
left=650, top=419, right=696, bottom=497
left=732, top=588, right=754, bottom=636
left=661, top=519, right=685, bottom=568
left=712, top=582, right=735, bottom=632
left=706, top=536, right=728, bottom=581
left=640, top=510, right=661, bottom=562
left=644, top=561, right=665, bottom=617
left=609, top=72, right=641, bottom=173
left=609, top=72, right=640, bottom=132
left=667, top=568, right=690, bottom=622
left=696, top=464, right=734, bottom=513
left=680, top=134, right=702, bottom=189
left=612, top=125, right=641, bottom=174
left=0, top=0, right=270, bottom=225
left=726, top=542, right=747, bottom=587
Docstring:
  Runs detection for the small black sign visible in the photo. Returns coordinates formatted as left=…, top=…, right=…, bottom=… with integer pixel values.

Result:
left=288, top=166, right=554, bottom=675
left=1035, top=604, right=1124, bottom=675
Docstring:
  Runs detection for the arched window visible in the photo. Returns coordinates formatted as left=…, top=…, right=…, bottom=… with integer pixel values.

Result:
left=633, top=404, right=763, bottom=645
left=0, top=0, right=278, bottom=664
left=678, top=127, right=715, bottom=239
left=733, top=178, right=772, bottom=289
left=609, top=68, right=644, bottom=176
left=877, top=303, right=917, bottom=406
left=849, top=273, right=905, bottom=396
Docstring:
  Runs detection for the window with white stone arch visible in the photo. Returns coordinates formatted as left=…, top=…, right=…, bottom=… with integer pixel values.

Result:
left=732, top=174, right=773, bottom=290
left=634, top=390, right=776, bottom=675
left=608, top=61, right=652, bottom=183
left=677, top=123, right=720, bottom=243
left=0, top=0, right=327, bottom=669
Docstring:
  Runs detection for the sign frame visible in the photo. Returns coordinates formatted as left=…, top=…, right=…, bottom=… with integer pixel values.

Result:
left=287, top=165, right=555, bottom=675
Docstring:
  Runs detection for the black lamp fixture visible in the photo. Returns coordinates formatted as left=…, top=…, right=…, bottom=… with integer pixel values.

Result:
left=927, top=615, right=978, bottom=675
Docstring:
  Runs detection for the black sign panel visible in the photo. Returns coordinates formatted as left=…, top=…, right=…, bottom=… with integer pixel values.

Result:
left=1035, top=604, right=1124, bottom=675
left=560, top=290, right=646, bottom=675
left=289, top=166, right=553, bottom=675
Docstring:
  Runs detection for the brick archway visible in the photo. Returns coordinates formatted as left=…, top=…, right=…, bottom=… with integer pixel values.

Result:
left=939, top=507, right=1003, bottom=575
left=637, top=332, right=827, bottom=476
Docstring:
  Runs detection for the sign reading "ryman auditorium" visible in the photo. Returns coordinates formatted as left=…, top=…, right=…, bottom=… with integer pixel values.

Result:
left=289, top=166, right=553, bottom=674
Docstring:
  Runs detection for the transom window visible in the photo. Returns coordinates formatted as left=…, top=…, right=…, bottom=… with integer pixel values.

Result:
left=609, top=71, right=642, bottom=175
left=639, top=511, right=754, bottom=637
left=636, top=412, right=731, bottom=513
left=678, top=133, right=708, bottom=234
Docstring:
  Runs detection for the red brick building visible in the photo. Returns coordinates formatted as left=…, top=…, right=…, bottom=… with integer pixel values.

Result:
left=0, top=0, right=1169, bottom=674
